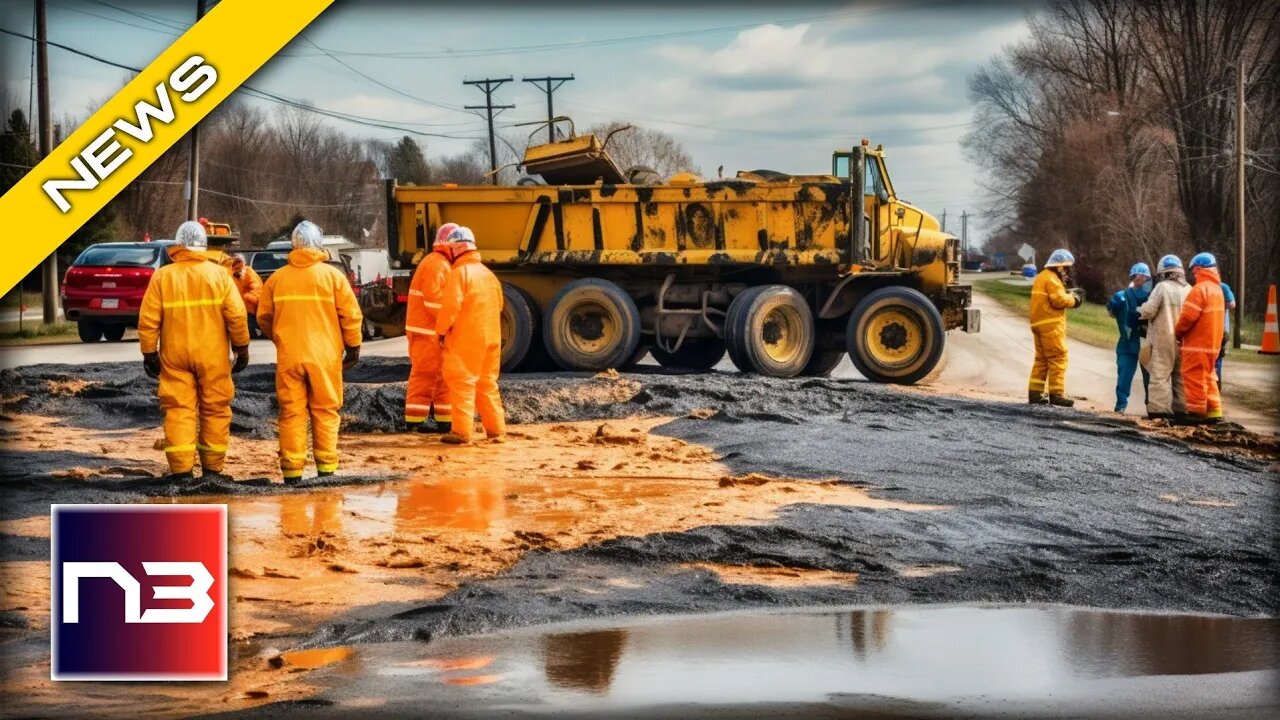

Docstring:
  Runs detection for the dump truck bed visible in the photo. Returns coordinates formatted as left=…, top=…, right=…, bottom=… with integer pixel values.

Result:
left=390, top=180, right=856, bottom=269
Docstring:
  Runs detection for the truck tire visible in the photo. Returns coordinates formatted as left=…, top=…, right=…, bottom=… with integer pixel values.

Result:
left=77, top=320, right=104, bottom=343
left=501, top=283, right=539, bottom=372
left=846, top=286, right=944, bottom=385
left=724, top=285, right=814, bottom=378
left=651, top=340, right=726, bottom=370
left=801, top=350, right=843, bottom=377
left=544, top=278, right=641, bottom=371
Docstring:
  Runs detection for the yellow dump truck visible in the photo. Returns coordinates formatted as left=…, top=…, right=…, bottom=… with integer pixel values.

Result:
left=365, top=127, right=978, bottom=383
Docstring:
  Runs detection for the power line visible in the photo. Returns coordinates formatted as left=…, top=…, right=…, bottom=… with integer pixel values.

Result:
left=0, top=27, right=486, bottom=141
left=49, top=1, right=181, bottom=37
left=298, top=35, right=476, bottom=119
left=87, top=0, right=188, bottom=31
left=464, top=78, right=514, bottom=184
left=310, top=0, right=963, bottom=59
left=522, top=75, right=574, bottom=143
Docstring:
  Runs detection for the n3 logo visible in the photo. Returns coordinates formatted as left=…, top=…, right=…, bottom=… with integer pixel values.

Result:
left=51, top=504, right=227, bottom=681
left=61, top=561, right=214, bottom=624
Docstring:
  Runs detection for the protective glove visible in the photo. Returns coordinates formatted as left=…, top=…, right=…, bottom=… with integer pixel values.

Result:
left=343, top=345, right=360, bottom=370
left=231, top=344, right=249, bottom=374
left=143, top=352, right=161, bottom=379
left=438, top=335, right=446, bottom=348
left=1070, top=288, right=1085, bottom=307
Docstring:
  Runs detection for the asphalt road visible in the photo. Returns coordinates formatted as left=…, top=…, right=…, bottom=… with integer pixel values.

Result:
left=3, top=282, right=1274, bottom=433
left=941, top=281, right=1277, bottom=433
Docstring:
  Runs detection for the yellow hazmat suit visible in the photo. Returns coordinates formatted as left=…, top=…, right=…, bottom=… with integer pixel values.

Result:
left=1028, top=268, right=1081, bottom=399
left=436, top=249, right=506, bottom=442
left=257, top=247, right=363, bottom=479
left=137, top=246, right=250, bottom=474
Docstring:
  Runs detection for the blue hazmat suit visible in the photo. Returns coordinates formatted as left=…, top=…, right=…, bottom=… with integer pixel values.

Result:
left=1107, top=282, right=1151, bottom=412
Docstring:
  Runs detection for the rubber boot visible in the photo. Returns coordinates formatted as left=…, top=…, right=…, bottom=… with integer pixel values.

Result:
left=1028, top=391, right=1049, bottom=405
left=283, top=475, right=303, bottom=487
left=317, top=470, right=335, bottom=478
left=1048, top=395, right=1075, bottom=407
left=1147, top=412, right=1172, bottom=420
left=163, top=471, right=195, bottom=483
left=405, top=421, right=422, bottom=433
left=441, top=433, right=469, bottom=445
left=421, top=421, right=450, bottom=434
left=201, top=470, right=234, bottom=482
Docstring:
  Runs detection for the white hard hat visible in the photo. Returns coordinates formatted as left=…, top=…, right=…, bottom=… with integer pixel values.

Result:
left=175, top=220, right=208, bottom=249
left=291, top=220, right=323, bottom=250
left=445, top=225, right=476, bottom=249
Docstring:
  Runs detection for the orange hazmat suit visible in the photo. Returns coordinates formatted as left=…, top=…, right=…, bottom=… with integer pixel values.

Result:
left=257, top=248, right=363, bottom=479
left=1175, top=266, right=1226, bottom=419
left=233, top=264, right=263, bottom=314
left=404, top=243, right=454, bottom=425
left=436, top=250, right=506, bottom=442
left=137, top=246, right=250, bottom=474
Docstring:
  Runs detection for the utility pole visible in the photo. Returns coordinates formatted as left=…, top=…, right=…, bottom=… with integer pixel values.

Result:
left=522, top=75, right=574, bottom=143
left=960, top=210, right=969, bottom=266
left=941, top=208, right=947, bottom=233
left=36, top=0, right=58, bottom=325
left=185, top=0, right=207, bottom=220
left=1233, top=64, right=1245, bottom=349
left=464, top=77, right=514, bottom=185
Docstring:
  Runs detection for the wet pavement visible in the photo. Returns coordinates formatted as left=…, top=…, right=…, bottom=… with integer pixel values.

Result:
left=2, top=358, right=1277, bottom=717
left=209, top=604, right=1280, bottom=719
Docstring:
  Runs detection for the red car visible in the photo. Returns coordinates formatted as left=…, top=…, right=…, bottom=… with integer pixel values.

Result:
left=62, top=241, right=177, bottom=343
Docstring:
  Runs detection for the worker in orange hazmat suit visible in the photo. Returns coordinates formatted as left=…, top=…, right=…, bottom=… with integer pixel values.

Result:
left=257, top=221, right=363, bottom=482
left=229, top=253, right=262, bottom=314
left=404, top=223, right=458, bottom=432
left=1175, top=252, right=1226, bottom=424
left=137, top=220, right=250, bottom=480
left=1028, top=248, right=1083, bottom=406
left=436, top=225, right=506, bottom=444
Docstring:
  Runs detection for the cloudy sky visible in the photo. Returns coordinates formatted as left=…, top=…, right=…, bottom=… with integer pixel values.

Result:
left=0, top=0, right=1042, bottom=243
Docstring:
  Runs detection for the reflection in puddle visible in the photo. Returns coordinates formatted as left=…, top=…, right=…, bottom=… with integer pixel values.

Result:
left=543, top=630, right=628, bottom=695
left=277, top=646, right=352, bottom=670
left=325, top=606, right=1279, bottom=716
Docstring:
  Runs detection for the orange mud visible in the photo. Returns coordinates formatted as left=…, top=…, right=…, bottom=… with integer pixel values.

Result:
left=0, top=414, right=944, bottom=718
left=681, top=562, right=859, bottom=588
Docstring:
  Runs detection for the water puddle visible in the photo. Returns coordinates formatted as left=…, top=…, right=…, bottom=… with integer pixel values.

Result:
left=301, top=605, right=1279, bottom=717
left=275, top=647, right=352, bottom=670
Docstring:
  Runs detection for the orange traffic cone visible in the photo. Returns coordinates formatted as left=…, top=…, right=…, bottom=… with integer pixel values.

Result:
left=1261, top=284, right=1280, bottom=355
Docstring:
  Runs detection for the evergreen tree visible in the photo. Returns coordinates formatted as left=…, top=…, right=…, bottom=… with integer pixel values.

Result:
left=385, top=136, right=431, bottom=184
left=0, top=110, right=38, bottom=194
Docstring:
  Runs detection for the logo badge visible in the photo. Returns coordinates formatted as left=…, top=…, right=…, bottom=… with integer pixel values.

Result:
left=51, top=504, right=227, bottom=681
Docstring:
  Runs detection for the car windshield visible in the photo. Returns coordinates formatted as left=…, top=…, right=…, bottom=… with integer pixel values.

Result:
left=75, top=245, right=161, bottom=267
left=252, top=252, right=290, bottom=272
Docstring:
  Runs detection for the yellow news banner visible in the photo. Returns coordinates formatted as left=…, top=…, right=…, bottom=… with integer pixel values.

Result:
left=0, top=0, right=333, bottom=296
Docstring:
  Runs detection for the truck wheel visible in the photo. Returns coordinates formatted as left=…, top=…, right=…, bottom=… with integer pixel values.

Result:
left=102, top=324, right=127, bottom=342
left=544, top=278, right=640, bottom=371
left=724, top=285, right=814, bottom=378
left=651, top=340, right=726, bottom=370
left=846, top=286, right=944, bottom=384
left=500, top=283, right=540, bottom=372
left=801, top=350, right=843, bottom=377
left=77, top=320, right=104, bottom=343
